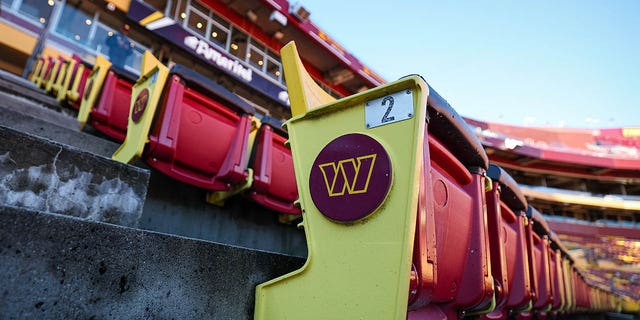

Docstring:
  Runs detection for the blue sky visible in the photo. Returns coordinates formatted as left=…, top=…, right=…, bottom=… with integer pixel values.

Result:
left=300, top=0, right=640, bottom=128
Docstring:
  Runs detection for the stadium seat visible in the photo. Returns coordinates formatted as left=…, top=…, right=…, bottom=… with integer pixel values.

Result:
left=247, top=116, right=300, bottom=215
left=27, top=56, right=44, bottom=83
left=65, top=55, right=91, bottom=109
left=77, top=55, right=137, bottom=142
left=44, top=56, right=66, bottom=94
left=525, top=206, right=554, bottom=312
left=88, top=65, right=138, bottom=141
left=113, top=54, right=255, bottom=192
left=480, top=164, right=531, bottom=319
left=549, top=231, right=568, bottom=313
left=409, top=87, right=494, bottom=318
left=34, top=56, right=54, bottom=88
left=146, top=64, right=255, bottom=190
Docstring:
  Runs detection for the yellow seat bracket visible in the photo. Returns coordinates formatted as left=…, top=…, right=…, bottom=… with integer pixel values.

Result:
left=255, top=42, right=429, bottom=320
left=77, top=55, right=112, bottom=129
left=112, top=51, right=169, bottom=164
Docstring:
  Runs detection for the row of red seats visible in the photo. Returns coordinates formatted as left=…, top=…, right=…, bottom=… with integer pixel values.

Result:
left=28, top=54, right=91, bottom=109
left=29, top=53, right=300, bottom=216
left=406, top=86, right=620, bottom=318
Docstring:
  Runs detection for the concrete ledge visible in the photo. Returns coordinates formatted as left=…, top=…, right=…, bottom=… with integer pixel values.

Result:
left=0, top=205, right=305, bottom=319
left=0, top=70, right=63, bottom=112
left=0, top=91, right=120, bottom=158
left=0, top=126, right=149, bottom=227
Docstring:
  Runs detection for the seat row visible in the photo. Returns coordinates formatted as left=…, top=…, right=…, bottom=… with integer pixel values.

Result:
left=29, top=49, right=626, bottom=318
left=28, top=52, right=300, bottom=217
left=406, top=88, right=620, bottom=318
left=253, top=42, right=626, bottom=319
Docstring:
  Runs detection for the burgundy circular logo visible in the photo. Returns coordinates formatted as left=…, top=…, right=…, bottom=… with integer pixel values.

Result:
left=131, top=88, right=149, bottom=123
left=84, top=79, right=93, bottom=101
left=309, top=133, right=392, bottom=222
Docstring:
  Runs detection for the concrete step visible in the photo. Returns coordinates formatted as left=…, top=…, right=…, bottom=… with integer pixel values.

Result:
left=0, top=205, right=304, bottom=319
left=0, top=125, right=149, bottom=228
left=0, top=69, right=66, bottom=113
left=0, top=90, right=119, bottom=158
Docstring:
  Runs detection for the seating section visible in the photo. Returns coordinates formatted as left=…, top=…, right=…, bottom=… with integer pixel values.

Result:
left=28, top=45, right=625, bottom=319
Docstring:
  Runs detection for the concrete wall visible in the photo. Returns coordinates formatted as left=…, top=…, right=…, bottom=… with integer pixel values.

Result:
left=0, top=205, right=304, bottom=319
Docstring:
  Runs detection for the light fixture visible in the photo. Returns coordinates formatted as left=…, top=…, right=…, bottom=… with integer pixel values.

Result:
left=212, top=32, right=218, bottom=38
left=246, top=10, right=258, bottom=22
left=74, top=35, right=80, bottom=40
left=180, top=12, right=186, bottom=19
left=196, top=22, right=203, bottom=29
left=273, top=31, right=284, bottom=40
left=269, top=10, right=287, bottom=26
left=85, top=19, right=92, bottom=25
left=106, top=2, right=116, bottom=11
left=258, top=61, right=263, bottom=66
left=47, top=0, right=54, bottom=6
left=108, top=31, right=113, bottom=36
left=231, top=43, right=238, bottom=50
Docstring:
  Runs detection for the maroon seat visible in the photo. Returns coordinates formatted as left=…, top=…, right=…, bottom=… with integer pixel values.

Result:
left=248, top=116, right=300, bottom=215
left=549, top=231, right=568, bottom=313
left=67, top=57, right=92, bottom=110
left=145, top=64, right=255, bottom=191
left=525, top=206, right=554, bottom=312
left=409, top=86, right=493, bottom=318
left=89, top=65, right=137, bottom=141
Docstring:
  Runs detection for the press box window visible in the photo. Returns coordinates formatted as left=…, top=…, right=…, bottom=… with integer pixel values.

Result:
left=186, top=8, right=207, bottom=37
left=209, top=13, right=230, bottom=49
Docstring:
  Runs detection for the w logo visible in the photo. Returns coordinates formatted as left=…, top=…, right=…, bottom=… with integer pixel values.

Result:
left=318, top=154, right=377, bottom=197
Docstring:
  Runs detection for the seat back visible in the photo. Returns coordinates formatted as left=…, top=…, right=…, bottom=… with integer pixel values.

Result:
left=249, top=116, right=300, bottom=214
left=526, top=206, right=553, bottom=311
left=66, top=57, right=91, bottom=109
left=88, top=65, right=138, bottom=141
left=421, top=90, right=493, bottom=315
left=484, top=164, right=529, bottom=315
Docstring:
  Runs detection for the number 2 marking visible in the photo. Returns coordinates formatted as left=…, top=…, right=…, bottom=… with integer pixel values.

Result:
left=381, top=96, right=395, bottom=123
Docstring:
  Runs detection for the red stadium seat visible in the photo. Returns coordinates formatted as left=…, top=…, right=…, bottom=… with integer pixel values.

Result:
left=66, top=57, right=92, bottom=110
left=88, top=65, right=138, bottom=141
left=145, top=64, right=255, bottom=191
left=248, top=116, right=300, bottom=215
left=525, top=206, right=554, bottom=312
left=409, top=87, right=493, bottom=318
left=549, top=231, right=568, bottom=314
left=480, top=164, right=533, bottom=319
